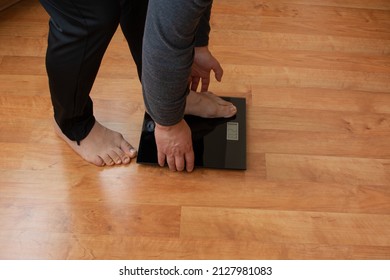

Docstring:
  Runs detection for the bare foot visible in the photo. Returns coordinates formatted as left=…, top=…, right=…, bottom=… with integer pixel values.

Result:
left=185, top=91, right=237, bottom=118
left=54, top=120, right=137, bottom=167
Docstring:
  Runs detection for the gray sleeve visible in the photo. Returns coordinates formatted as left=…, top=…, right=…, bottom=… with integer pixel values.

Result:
left=194, top=3, right=211, bottom=47
left=142, top=0, right=213, bottom=126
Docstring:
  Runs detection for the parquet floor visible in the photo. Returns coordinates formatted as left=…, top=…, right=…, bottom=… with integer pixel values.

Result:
left=0, top=0, right=389, bottom=259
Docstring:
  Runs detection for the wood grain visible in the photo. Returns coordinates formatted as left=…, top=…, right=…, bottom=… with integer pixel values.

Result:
left=180, top=207, right=390, bottom=246
left=266, top=154, right=390, bottom=186
left=0, top=0, right=21, bottom=11
left=0, top=0, right=389, bottom=260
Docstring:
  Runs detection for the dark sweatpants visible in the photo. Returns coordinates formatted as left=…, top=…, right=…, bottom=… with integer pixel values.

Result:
left=39, top=0, right=148, bottom=143
left=40, top=0, right=212, bottom=143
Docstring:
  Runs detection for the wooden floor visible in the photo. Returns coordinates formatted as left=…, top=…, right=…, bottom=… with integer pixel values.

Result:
left=0, top=0, right=389, bottom=260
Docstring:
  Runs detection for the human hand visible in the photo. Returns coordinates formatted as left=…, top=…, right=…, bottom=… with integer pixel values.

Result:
left=154, top=119, right=195, bottom=172
left=190, top=46, right=223, bottom=92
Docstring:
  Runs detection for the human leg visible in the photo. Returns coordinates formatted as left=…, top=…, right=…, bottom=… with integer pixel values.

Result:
left=40, top=0, right=136, bottom=166
left=119, top=0, right=148, bottom=80
left=129, top=0, right=235, bottom=121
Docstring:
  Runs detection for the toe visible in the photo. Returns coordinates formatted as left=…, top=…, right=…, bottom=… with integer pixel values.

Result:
left=101, top=154, right=115, bottom=166
left=114, top=147, right=131, bottom=165
left=90, top=156, right=105, bottom=167
left=108, top=149, right=123, bottom=165
left=121, top=140, right=137, bottom=159
left=227, top=104, right=237, bottom=117
left=219, top=104, right=237, bottom=118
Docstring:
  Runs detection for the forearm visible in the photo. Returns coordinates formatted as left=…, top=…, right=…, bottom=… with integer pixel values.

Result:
left=194, top=3, right=212, bottom=47
left=142, top=0, right=213, bottom=126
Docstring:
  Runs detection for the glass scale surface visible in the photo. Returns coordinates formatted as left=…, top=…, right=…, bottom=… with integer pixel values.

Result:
left=136, top=97, right=246, bottom=170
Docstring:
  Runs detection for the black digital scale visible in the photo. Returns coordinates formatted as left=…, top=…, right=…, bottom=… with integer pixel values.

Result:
left=136, top=97, right=246, bottom=170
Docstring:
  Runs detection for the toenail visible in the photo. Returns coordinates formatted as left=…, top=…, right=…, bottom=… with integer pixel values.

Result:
left=129, top=148, right=137, bottom=156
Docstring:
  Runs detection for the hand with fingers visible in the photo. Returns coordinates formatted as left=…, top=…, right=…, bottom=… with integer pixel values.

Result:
left=154, top=119, right=195, bottom=172
left=190, top=46, right=223, bottom=92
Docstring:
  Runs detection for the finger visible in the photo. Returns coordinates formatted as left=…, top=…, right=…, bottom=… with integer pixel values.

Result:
left=185, top=150, right=195, bottom=172
left=166, top=156, right=176, bottom=171
left=191, top=76, right=200, bottom=91
left=201, top=76, right=210, bottom=92
left=175, top=155, right=185, bottom=172
left=213, top=62, right=224, bottom=82
left=157, top=151, right=166, bottom=167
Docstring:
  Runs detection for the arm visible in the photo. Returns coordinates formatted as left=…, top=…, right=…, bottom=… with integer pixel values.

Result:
left=191, top=3, right=224, bottom=92
left=194, top=4, right=211, bottom=47
left=142, top=0, right=213, bottom=126
left=142, top=0, right=213, bottom=171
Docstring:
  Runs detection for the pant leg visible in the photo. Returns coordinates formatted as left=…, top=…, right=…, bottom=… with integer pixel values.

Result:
left=40, top=0, right=121, bottom=143
left=119, top=0, right=149, bottom=81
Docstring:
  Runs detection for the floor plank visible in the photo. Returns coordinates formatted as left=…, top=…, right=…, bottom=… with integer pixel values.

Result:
left=181, top=207, right=390, bottom=246
left=251, top=129, right=390, bottom=159
left=1, top=231, right=389, bottom=260
left=0, top=0, right=389, bottom=260
left=266, top=154, right=390, bottom=186
left=251, top=87, right=390, bottom=114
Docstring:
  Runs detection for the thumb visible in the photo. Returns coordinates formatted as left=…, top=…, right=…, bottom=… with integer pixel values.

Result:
left=213, top=62, right=224, bottom=82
